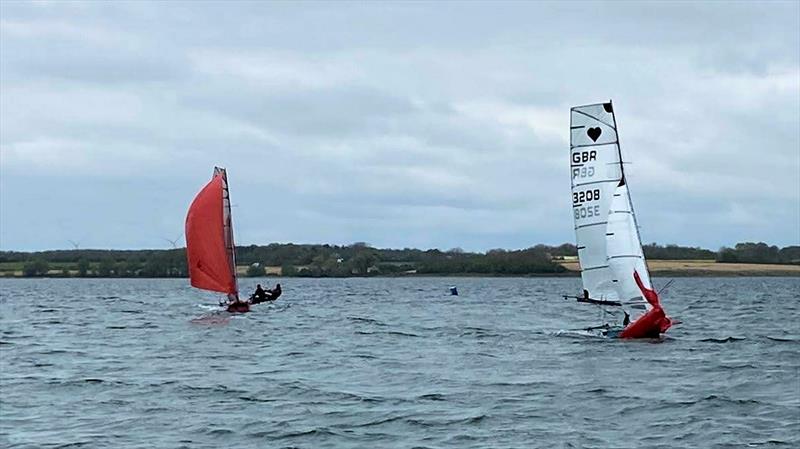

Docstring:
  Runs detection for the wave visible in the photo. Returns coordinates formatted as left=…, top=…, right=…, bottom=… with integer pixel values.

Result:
left=698, top=394, right=762, bottom=405
left=48, top=378, right=134, bottom=387
left=238, top=395, right=277, bottom=403
left=347, top=316, right=386, bottom=326
left=408, top=414, right=487, bottom=426
left=180, top=384, right=246, bottom=395
left=669, top=394, right=763, bottom=407
left=189, top=315, right=230, bottom=325
left=278, top=381, right=383, bottom=404
left=719, top=363, right=759, bottom=370
left=585, top=387, right=608, bottom=394
left=699, top=336, right=746, bottom=343
left=485, top=380, right=554, bottom=388
left=417, top=393, right=447, bottom=401
left=743, top=440, right=793, bottom=446
left=352, top=414, right=411, bottom=427
left=53, top=441, right=94, bottom=448
left=765, top=336, right=798, bottom=343
left=355, top=330, right=420, bottom=338
left=459, top=327, right=500, bottom=338
left=276, top=428, right=340, bottom=439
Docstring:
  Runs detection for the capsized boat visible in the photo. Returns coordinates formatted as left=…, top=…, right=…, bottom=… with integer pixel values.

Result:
left=185, top=167, right=249, bottom=313
left=566, top=101, right=672, bottom=338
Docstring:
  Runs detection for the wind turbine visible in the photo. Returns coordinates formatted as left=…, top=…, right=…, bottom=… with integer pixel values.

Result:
left=68, top=240, right=80, bottom=250
left=162, top=233, right=183, bottom=249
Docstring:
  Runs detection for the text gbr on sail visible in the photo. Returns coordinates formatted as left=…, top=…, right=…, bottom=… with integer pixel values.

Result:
left=572, top=151, right=597, bottom=179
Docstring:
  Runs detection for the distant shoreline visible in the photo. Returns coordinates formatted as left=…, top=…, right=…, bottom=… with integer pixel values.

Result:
left=559, top=260, right=800, bottom=277
left=2, top=261, right=798, bottom=279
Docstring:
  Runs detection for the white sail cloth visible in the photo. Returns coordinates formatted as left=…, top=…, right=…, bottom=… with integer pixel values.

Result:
left=570, top=102, right=651, bottom=315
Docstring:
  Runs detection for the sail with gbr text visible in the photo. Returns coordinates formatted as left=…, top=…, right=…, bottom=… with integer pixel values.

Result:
left=570, top=102, right=652, bottom=320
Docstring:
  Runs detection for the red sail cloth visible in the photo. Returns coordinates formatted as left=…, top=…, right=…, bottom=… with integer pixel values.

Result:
left=185, top=174, right=236, bottom=294
left=620, top=270, right=673, bottom=339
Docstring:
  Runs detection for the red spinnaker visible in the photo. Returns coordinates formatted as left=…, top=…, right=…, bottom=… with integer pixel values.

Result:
left=185, top=174, right=237, bottom=295
left=619, top=270, right=673, bottom=339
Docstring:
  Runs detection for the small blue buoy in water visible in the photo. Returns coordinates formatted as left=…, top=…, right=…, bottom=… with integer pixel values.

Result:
left=449, top=286, right=458, bottom=296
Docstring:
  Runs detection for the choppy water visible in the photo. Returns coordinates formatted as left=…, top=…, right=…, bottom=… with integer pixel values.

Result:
left=1, top=277, right=798, bottom=448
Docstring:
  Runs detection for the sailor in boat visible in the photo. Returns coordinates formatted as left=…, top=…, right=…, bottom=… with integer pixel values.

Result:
left=250, top=283, right=282, bottom=305
left=268, top=283, right=282, bottom=301
left=252, top=284, right=268, bottom=302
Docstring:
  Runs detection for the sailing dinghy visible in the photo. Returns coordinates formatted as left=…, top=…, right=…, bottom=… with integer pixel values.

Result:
left=567, top=101, right=672, bottom=338
left=185, top=167, right=249, bottom=313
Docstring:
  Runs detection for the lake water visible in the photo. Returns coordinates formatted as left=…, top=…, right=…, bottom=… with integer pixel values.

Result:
left=1, top=277, right=798, bottom=448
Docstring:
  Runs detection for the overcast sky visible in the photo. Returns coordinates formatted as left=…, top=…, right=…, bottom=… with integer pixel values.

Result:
left=1, top=1, right=798, bottom=252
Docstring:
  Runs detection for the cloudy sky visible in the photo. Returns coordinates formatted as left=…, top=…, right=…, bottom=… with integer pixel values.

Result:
left=1, top=1, right=798, bottom=252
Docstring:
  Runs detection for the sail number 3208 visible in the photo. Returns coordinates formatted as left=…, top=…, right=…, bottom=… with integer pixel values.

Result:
left=573, top=189, right=600, bottom=205
left=573, top=189, right=601, bottom=220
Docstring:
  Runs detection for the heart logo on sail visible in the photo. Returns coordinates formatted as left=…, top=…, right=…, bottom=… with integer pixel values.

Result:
left=587, top=127, right=602, bottom=142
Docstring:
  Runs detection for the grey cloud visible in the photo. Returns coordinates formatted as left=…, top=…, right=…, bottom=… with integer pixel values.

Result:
left=0, top=1, right=797, bottom=251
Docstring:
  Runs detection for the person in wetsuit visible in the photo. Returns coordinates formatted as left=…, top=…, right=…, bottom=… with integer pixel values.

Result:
left=251, top=283, right=281, bottom=305
left=267, top=283, right=282, bottom=301
left=252, top=284, right=267, bottom=302
left=623, top=311, right=630, bottom=327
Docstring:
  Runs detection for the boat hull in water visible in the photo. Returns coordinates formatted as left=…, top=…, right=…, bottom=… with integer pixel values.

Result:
left=226, top=302, right=251, bottom=314
left=619, top=272, right=673, bottom=338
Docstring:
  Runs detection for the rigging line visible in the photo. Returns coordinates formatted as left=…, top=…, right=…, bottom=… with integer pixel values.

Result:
left=657, top=279, right=675, bottom=295
left=572, top=108, right=616, bottom=129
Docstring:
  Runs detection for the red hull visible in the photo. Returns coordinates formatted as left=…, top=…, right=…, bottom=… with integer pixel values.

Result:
left=619, top=271, right=673, bottom=338
left=226, top=302, right=250, bottom=313
left=619, top=306, right=671, bottom=339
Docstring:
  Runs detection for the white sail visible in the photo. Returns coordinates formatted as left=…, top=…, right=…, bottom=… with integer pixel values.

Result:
left=606, top=182, right=650, bottom=311
left=570, top=102, right=651, bottom=316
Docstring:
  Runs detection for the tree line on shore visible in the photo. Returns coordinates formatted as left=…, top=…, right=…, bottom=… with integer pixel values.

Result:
left=1, top=242, right=797, bottom=278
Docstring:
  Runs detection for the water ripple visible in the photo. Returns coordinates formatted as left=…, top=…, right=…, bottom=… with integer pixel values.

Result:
left=1, top=277, right=798, bottom=448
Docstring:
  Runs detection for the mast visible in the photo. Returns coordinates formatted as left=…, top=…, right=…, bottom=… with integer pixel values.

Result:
left=607, top=103, right=652, bottom=281
left=216, top=167, right=239, bottom=298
